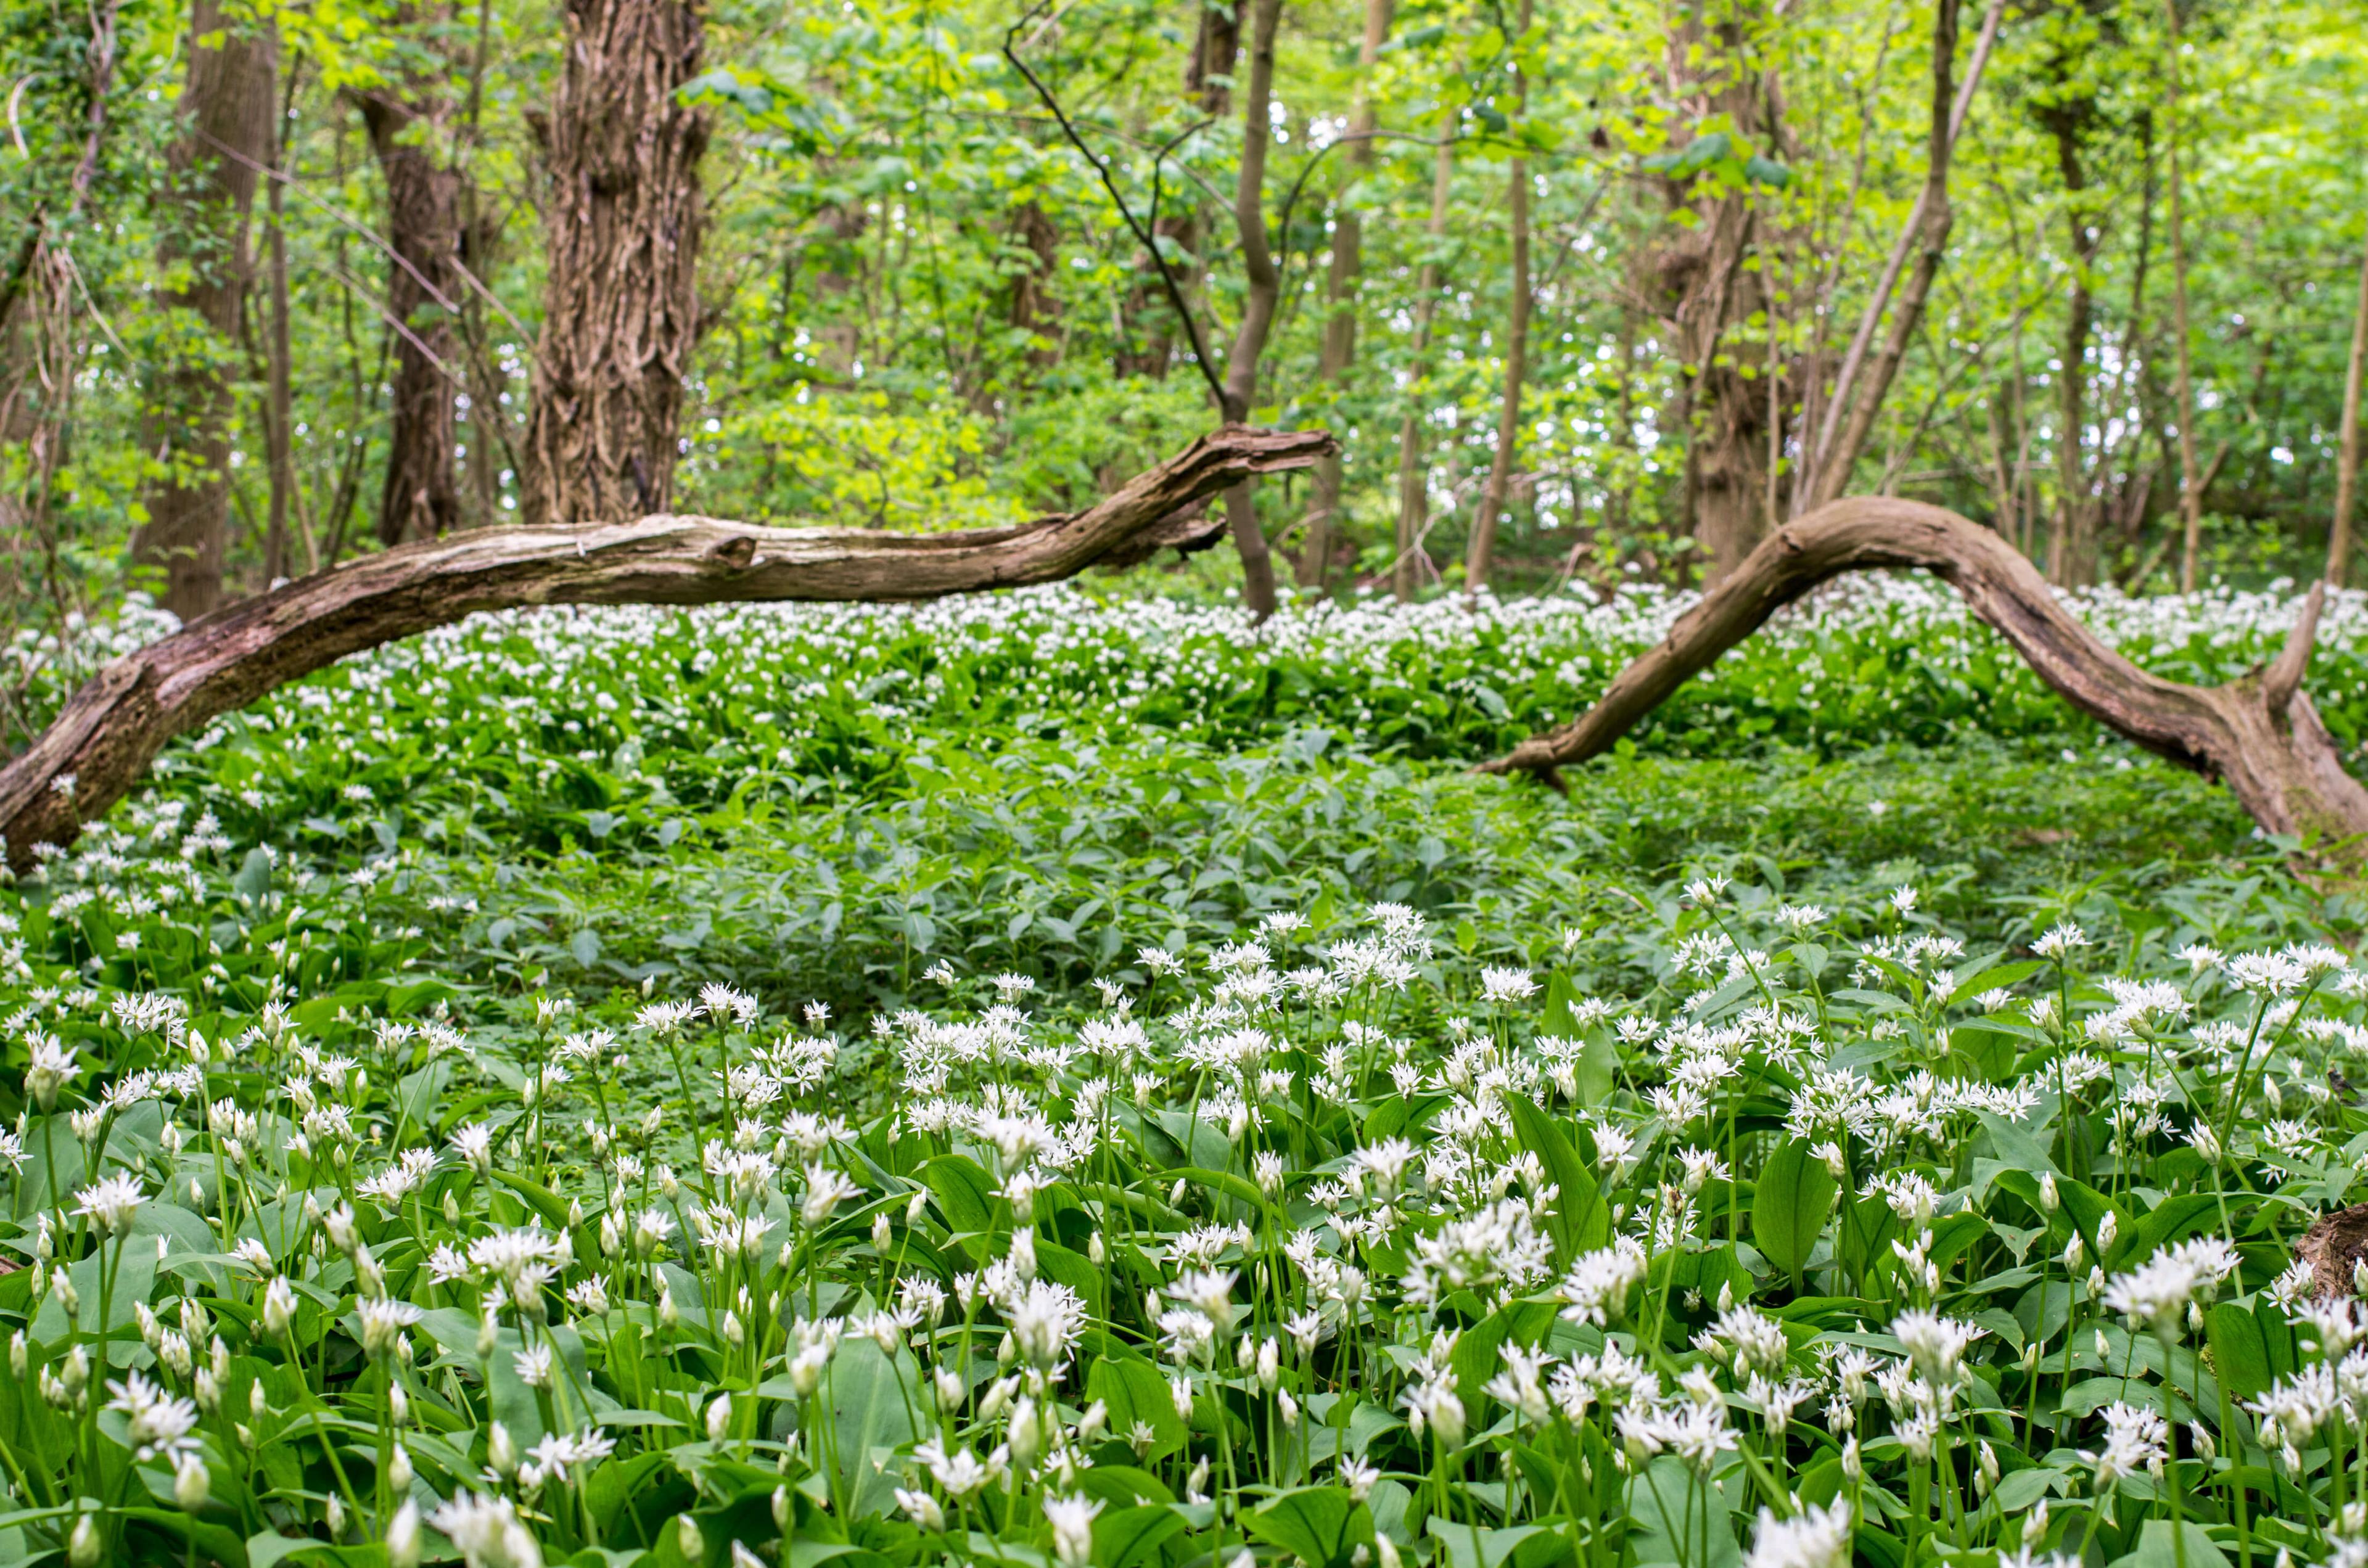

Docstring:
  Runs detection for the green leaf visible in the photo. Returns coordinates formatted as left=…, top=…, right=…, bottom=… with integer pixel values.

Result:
left=2110, top=1521, right=2230, bottom=1568
left=2205, top=1302, right=2274, bottom=1403
left=917, top=1153, right=998, bottom=1239
left=1625, top=1455, right=1741, bottom=1568
left=1503, top=1091, right=1608, bottom=1261
left=1248, top=1487, right=1375, bottom=1568
left=825, top=1336, right=921, bottom=1517
left=1751, top=1137, right=1836, bottom=1288
left=1093, top=1505, right=1186, bottom=1568
left=1086, top=1357, right=1188, bottom=1463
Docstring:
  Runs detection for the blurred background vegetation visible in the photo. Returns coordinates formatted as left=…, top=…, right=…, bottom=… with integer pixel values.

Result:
left=3, top=0, right=2365, bottom=675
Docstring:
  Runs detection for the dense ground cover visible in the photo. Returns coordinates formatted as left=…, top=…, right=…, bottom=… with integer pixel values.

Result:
left=0, top=577, right=2363, bottom=1568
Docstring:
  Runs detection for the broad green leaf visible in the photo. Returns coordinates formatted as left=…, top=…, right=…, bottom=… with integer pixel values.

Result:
left=1751, top=1137, right=1836, bottom=1287
left=1249, top=1487, right=1375, bottom=1568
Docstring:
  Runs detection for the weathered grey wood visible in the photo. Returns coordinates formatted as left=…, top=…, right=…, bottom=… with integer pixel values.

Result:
left=1, top=425, right=1330, bottom=868
left=1482, top=495, right=2368, bottom=856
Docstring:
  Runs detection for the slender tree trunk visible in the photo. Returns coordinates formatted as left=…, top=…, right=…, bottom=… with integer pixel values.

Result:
left=2161, top=0, right=2206, bottom=593
left=1114, top=0, right=1241, bottom=380
left=262, top=56, right=300, bottom=584
left=1216, top=0, right=1286, bottom=618
left=359, top=92, right=464, bottom=544
left=357, top=44, right=472, bottom=546
left=133, top=0, right=278, bottom=621
left=2045, top=102, right=2102, bottom=585
left=1007, top=202, right=1064, bottom=377
left=1803, top=0, right=1988, bottom=509
left=1296, top=0, right=1394, bottom=590
left=1649, top=0, right=1785, bottom=583
left=1394, top=134, right=1455, bottom=603
left=2324, top=231, right=2368, bottom=586
left=521, top=0, right=709, bottom=523
left=1465, top=0, right=1534, bottom=597
left=1986, top=388, right=2016, bottom=539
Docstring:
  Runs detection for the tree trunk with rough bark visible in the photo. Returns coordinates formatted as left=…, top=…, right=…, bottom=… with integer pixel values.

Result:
left=1296, top=0, right=1394, bottom=591
left=1646, top=0, right=1784, bottom=583
left=1216, top=0, right=1286, bottom=618
left=1113, top=0, right=1240, bottom=381
left=132, top=0, right=278, bottom=620
left=1465, top=0, right=1534, bottom=598
left=1481, top=496, right=2368, bottom=864
left=520, top=0, right=708, bottom=524
left=2324, top=232, right=2368, bottom=587
left=0, top=426, right=1328, bottom=868
left=2161, top=0, right=2206, bottom=594
left=358, top=58, right=470, bottom=545
left=2043, top=100, right=2103, bottom=585
left=1801, top=0, right=1999, bottom=511
left=1392, top=135, right=1455, bottom=603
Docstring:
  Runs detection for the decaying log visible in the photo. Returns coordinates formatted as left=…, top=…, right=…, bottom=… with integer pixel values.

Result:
left=2298, top=1203, right=2368, bottom=1301
left=1481, top=495, right=2368, bottom=856
left=1, top=425, right=1331, bottom=869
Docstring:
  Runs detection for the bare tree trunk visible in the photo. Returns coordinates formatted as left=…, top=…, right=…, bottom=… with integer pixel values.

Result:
left=1481, top=497, right=2368, bottom=866
left=521, top=0, right=709, bottom=524
left=262, top=55, right=300, bottom=584
left=1007, top=202, right=1063, bottom=377
left=1296, top=0, right=1394, bottom=591
left=1114, top=0, right=1241, bottom=381
left=2325, top=231, right=2368, bottom=586
left=1648, top=0, right=1785, bottom=583
left=1216, top=0, right=1286, bottom=618
left=2161, top=0, right=2206, bottom=593
left=1393, top=135, right=1455, bottom=603
left=2044, top=101, right=2103, bottom=585
left=1986, top=388, right=2016, bottom=538
left=1465, top=0, right=1535, bottom=598
left=0, top=426, right=1328, bottom=866
left=358, top=54, right=469, bottom=546
left=133, top=0, right=278, bottom=620
left=1801, top=0, right=1994, bottom=510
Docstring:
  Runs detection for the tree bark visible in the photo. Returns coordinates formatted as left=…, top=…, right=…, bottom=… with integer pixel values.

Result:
left=1392, top=135, right=1455, bottom=604
left=520, top=0, right=708, bottom=524
left=1215, top=0, right=1286, bottom=619
left=263, top=55, right=299, bottom=584
left=1296, top=0, right=1394, bottom=591
left=1464, top=0, right=1534, bottom=598
left=358, top=58, right=470, bottom=546
left=1801, top=0, right=2000, bottom=511
left=2324, top=231, right=2368, bottom=587
left=2042, top=100, right=2103, bottom=585
left=1646, top=0, right=1785, bottom=583
left=132, top=0, right=278, bottom=621
left=2161, top=0, right=2206, bottom=594
left=1113, top=0, right=1241, bottom=381
left=1479, top=496, right=2368, bottom=860
left=0, top=426, right=1329, bottom=868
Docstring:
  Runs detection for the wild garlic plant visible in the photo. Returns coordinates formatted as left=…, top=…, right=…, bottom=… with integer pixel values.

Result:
left=1, top=881, right=2366, bottom=1568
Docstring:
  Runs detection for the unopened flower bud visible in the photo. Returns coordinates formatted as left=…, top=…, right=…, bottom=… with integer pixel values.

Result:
left=388, top=1503, right=421, bottom=1568
left=173, top=1455, right=210, bottom=1511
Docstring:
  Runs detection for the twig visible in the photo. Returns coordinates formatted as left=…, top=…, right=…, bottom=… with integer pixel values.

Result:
left=1001, top=5, right=1227, bottom=411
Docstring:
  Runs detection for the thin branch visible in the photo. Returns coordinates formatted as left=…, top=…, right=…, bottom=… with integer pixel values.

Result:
left=1001, top=7, right=1227, bottom=410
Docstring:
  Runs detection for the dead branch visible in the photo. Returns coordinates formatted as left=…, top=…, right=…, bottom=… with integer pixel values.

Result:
left=1479, top=495, right=2368, bottom=856
left=0, top=425, right=1331, bottom=869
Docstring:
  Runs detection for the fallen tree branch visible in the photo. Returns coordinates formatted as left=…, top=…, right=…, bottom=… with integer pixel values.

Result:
left=1, top=424, right=1331, bottom=868
left=1480, top=495, right=2368, bottom=856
